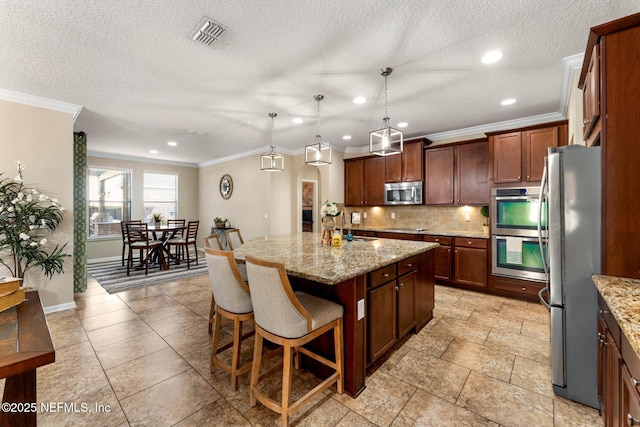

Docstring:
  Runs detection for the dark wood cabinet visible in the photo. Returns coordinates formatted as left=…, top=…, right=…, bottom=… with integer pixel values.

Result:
left=598, top=295, right=624, bottom=427
left=582, top=44, right=600, bottom=140
left=367, top=280, right=396, bottom=363
left=453, top=237, right=487, bottom=288
left=425, top=140, right=488, bottom=205
left=489, top=123, right=566, bottom=185
left=397, top=271, right=416, bottom=338
left=345, top=156, right=386, bottom=206
left=578, top=14, right=640, bottom=279
left=424, top=235, right=452, bottom=281
left=386, top=140, right=425, bottom=183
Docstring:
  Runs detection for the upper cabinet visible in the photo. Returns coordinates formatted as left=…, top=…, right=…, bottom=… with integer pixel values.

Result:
left=582, top=44, right=601, bottom=141
left=385, top=139, right=428, bottom=183
left=489, top=121, right=568, bottom=185
left=344, top=156, right=386, bottom=206
left=425, top=139, right=488, bottom=205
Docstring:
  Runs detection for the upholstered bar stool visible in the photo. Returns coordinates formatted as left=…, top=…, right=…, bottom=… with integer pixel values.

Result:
left=245, top=255, right=344, bottom=427
left=205, top=248, right=255, bottom=390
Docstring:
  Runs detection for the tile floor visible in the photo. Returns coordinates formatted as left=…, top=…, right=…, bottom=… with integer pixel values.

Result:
left=7, top=272, right=604, bottom=426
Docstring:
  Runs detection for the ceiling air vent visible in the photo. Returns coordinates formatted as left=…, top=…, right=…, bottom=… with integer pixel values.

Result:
left=189, top=16, right=225, bottom=46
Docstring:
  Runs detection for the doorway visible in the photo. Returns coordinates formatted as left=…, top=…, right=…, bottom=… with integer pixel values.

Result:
left=302, top=180, right=317, bottom=232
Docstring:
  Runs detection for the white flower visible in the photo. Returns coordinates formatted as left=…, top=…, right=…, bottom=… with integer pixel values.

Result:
left=7, top=206, right=14, bottom=212
left=40, top=238, right=47, bottom=245
left=26, top=194, right=32, bottom=202
left=31, top=188, right=38, bottom=194
left=320, top=201, right=339, bottom=217
left=39, top=194, right=47, bottom=201
left=19, top=233, right=30, bottom=241
left=60, top=206, right=65, bottom=212
left=40, top=219, right=46, bottom=226
left=11, top=198, right=19, bottom=204
left=13, top=175, right=22, bottom=182
left=29, top=242, right=38, bottom=247
left=51, top=198, right=58, bottom=204
left=29, top=225, right=36, bottom=230
left=17, top=192, right=24, bottom=199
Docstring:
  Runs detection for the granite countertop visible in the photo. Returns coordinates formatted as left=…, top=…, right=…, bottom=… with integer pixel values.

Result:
left=592, top=275, right=640, bottom=356
left=232, top=233, right=438, bottom=285
left=347, top=226, right=489, bottom=239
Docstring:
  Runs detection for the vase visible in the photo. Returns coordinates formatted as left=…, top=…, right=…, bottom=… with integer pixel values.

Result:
left=215, top=222, right=225, bottom=229
left=322, top=216, right=336, bottom=231
left=155, top=221, right=161, bottom=228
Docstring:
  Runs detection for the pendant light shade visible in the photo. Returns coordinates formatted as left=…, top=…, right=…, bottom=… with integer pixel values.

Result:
left=305, top=94, right=332, bottom=166
left=369, top=67, right=403, bottom=156
left=260, top=113, right=284, bottom=172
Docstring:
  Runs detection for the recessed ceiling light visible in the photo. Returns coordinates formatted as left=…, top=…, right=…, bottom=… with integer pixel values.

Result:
left=167, top=141, right=177, bottom=147
left=292, top=117, right=304, bottom=124
left=482, top=50, right=503, bottom=64
left=353, top=96, right=366, bottom=104
left=149, top=149, right=159, bottom=154
left=501, top=98, right=516, bottom=106
left=342, top=135, right=352, bottom=140
left=397, top=122, right=408, bottom=128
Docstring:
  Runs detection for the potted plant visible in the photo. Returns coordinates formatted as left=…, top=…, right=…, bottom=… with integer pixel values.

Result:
left=320, top=201, right=340, bottom=230
left=480, top=205, right=490, bottom=234
left=149, top=212, right=165, bottom=228
left=0, top=161, right=69, bottom=279
left=214, top=216, right=227, bottom=229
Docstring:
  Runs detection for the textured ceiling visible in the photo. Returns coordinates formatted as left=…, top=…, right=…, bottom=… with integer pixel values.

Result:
left=1, top=1, right=638, bottom=166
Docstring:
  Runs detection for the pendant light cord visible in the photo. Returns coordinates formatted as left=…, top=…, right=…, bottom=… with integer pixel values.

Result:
left=316, top=96, right=321, bottom=139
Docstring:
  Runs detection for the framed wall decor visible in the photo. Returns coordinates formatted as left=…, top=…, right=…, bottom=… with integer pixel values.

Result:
left=219, top=174, right=233, bottom=199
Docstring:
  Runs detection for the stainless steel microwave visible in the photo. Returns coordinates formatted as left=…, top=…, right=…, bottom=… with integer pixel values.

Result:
left=384, top=181, right=423, bottom=205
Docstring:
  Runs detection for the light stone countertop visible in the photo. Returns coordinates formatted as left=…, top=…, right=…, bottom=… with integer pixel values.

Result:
left=593, top=275, right=640, bottom=357
left=347, top=226, right=489, bottom=239
left=232, top=233, right=438, bottom=285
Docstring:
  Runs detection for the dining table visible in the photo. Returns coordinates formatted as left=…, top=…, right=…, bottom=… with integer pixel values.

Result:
left=148, top=224, right=186, bottom=270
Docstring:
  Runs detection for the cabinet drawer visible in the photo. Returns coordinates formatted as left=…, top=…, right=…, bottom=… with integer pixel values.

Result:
left=398, top=255, right=419, bottom=276
left=494, top=277, right=543, bottom=297
left=377, top=232, right=421, bottom=241
left=424, top=235, right=452, bottom=246
left=369, top=264, right=397, bottom=289
left=454, top=237, right=487, bottom=249
left=353, top=230, right=377, bottom=237
left=622, top=331, right=640, bottom=384
left=599, top=294, right=621, bottom=346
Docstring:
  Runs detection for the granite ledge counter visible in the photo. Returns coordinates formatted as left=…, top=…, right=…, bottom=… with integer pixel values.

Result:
left=232, top=232, right=438, bottom=285
left=593, top=275, right=640, bottom=357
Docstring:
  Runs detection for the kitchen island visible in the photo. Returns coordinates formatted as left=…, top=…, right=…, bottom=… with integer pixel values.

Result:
left=233, top=233, right=437, bottom=397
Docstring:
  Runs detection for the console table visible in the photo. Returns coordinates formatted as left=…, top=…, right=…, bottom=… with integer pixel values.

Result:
left=0, top=291, right=55, bottom=426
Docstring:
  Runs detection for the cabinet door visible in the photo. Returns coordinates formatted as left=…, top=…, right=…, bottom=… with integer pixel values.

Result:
left=523, top=127, right=558, bottom=182
left=622, top=364, right=640, bottom=427
left=367, top=281, right=397, bottom=363
left=397, top=272, right=416, bottom=338
left=454, top=247, right=487, bottom=288
left=434, top=245, right=452, bottom=281
left=456, top=142, right=488, bottom=204
left=425, top=147, right=454, bottom=204
left=364, top=156, right=386, bottom=205
left=345, top=160, right=364, bottom=206
left=606, top=329, right=623, bottom=427
left=583, top=44, right=600, bottom=140
left=598, top=314, right=608, bottom=417
left=385, top=154, right=402, bottom=183
left=402, top=141, right=424, bottom=182
left=493, top=132, right=522, bottom=183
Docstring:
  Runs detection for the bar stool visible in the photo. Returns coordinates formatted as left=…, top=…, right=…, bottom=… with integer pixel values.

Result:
left=245, top=255, right=344, bottom=427
left=204, top=248, right=254, bottom=390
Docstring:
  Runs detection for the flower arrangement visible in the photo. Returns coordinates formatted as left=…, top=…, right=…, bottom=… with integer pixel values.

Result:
left=214, top=216, right=227, bottom=228
left=148, top=212, right=165, bottom=224
left=320, top=201, right=339, bottom=217
left=0, top=161, right=69, bottom=279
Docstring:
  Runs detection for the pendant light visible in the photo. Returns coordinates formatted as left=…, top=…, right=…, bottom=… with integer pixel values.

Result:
left=260, top=113, right=284, bottom=172
left=369, top=67, right=403, bottom=156
left=305, top=94, right=332, bottom=165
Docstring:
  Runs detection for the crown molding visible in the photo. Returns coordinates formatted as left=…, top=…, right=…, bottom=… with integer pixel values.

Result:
left=0, top=88, right=83, bottom=122
left=87, top=150, right=199, bottom=168
left=560, top=53, right=585, bottom=115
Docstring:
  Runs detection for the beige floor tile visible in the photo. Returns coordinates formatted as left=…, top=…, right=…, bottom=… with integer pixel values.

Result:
left=123, top=293, right=179, bottom=313
left=93, top=331, right=169, bottom=370
left=86, top=318, right=155, bottom=348
left=510, top=356, right=554, bottom=398
left=80, top=307, right=140, bottom=332
left=432, top=300, right=474, bottom=320
left=76, top=299, right=129, bottom=319
left=74, top=292, right=122, bottom=308
left=457, top=371, right=554, bottom=426
left=500, top=302, right=550, bottom=324
left=403, top=327, right=454, bottom=358
left=135, top=303, right=196, bottom=323
left=467, top=309, right=523, bottom=333
left=333, top=370, right=416, bottom=426
left=106, top=347, right=191, bottom=399
left=119, top=369, right=219, bottom=426
left=430, top=316, right=491, bottom=345
left=335, top=410, right=378, bottom=426
left=391, top=389, right=499, bottom=426
left=554, top=396, right=603, bottom=426
left=146, top=309, right=208, bottom=337
left=522, top=318, right=550, bottom=341
left=172, top=399, right=251, bottom=426
left=387, top=350, right=470, bottom=403
left=163, top=323, right=217, bottom=355
left=485, top=329, right=550, bottom=364
left=441, top=338, right=515, bottom=382
left=115, top=286, right=164, bottom=302
left=48, top=314, right=89, bottom=349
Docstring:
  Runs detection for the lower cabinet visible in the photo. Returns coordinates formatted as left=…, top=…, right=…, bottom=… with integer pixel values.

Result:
left=598, top=293, right=640, bottom=427
left=424, top=235, right=452, bottom=281
left=453, top=237, right=487, bottom=288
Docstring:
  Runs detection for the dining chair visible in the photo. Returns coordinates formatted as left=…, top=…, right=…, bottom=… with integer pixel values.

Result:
left=167, top=220, right=199, bottom=269
left=126, top=222, right=163, bottom=276
left=120, top=219, right=142, bottom=266
left=225, top=228, right=244, bottom=250
left=204, top=248, right=255, bottom=390
left=167, top=218, right=187, bottom=260
left=244, top=255, right=344, bottom=427
left=204, top=233, right=248, bottom=333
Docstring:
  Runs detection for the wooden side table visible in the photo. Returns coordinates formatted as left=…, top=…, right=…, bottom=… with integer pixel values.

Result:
left=0, top=291, right=55, bottom=426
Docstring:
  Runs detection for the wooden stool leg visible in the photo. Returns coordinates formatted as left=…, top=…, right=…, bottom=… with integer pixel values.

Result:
left=211, top=311, right=223, bottom=370
left=231, top=318, right=243, bottom=390
left=250, top=332, right=264, bottom=407
left=208, top=296, right=215, bottom=334
left=334, top=318, right=344, bottom=394
left=281, top=344, right=293, bottom=427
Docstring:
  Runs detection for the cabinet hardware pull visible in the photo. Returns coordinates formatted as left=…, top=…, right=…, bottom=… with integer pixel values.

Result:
left=468, top=241, right=472, bottom=245
left=383, top=273, right=389, bottom=277
left=407, top=263, right=412, bottom=267
left=633, top=378, right=640, bottom=387
left=435, top=239, right=439, bottom=242
left=583, top=118, right=588, bottom=125
left=395, top=286, right=399, bottom=291
left=522, top=287, right=526, bottom=291
left=527, top=175, right=530, bottom=179
left=599, top=309, right=610, bottom=314
left=400, top=283, right=404, bottom=288
left=628, top=413, right=640, bottom=426
left=517, top=176, right=521, bottom=180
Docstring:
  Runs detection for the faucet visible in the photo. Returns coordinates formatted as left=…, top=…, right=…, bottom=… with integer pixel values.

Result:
left=339, top=211, right=345, bottom=235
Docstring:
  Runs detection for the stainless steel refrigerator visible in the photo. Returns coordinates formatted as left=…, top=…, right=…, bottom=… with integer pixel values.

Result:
left=538, top=145, right=601, bottom=409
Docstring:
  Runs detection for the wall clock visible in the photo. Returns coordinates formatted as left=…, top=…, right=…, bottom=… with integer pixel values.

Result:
left=219, top=174, right=233, bottom=199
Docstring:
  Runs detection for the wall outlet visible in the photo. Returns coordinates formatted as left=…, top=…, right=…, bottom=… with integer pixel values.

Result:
left=363, top=212, right=367, bottom=219
left=391, top=212, right=396, bottom=219
left=465, top=213, right=470, bottom=222
left=357, top=299, right=365, bottom=320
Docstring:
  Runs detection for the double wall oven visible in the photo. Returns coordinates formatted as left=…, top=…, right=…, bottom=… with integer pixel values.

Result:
left=491, top=186, right=547, bottom=282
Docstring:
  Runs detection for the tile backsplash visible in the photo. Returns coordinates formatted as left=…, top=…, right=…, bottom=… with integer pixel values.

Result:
left=343, top=205, right=487, bottom=232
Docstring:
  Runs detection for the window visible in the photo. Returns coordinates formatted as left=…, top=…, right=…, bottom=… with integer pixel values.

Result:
left=88, top=168, right=132, bottom=238
left=144, top=172, right=178, bottom=221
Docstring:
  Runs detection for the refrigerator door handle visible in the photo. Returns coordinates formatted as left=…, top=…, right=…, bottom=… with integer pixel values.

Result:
left=538, top=162, right=549, bottom=282
left=538, top=287, right=550, bottom=311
